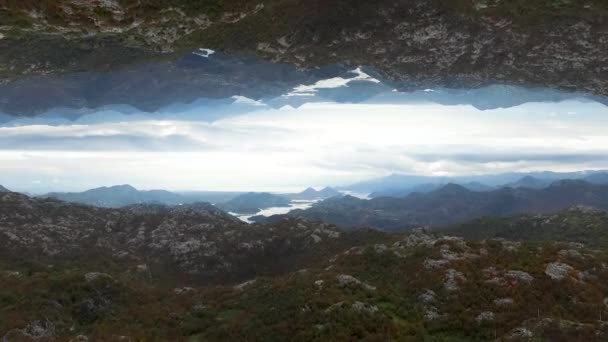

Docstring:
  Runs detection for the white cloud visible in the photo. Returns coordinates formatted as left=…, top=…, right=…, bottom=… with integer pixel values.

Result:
left=1, top=100, right=608, bottom=193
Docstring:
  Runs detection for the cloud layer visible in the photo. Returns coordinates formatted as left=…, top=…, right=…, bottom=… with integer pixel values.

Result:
left=1, top=100, right=608, bottom=193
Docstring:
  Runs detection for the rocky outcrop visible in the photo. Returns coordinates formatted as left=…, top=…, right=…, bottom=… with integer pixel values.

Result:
left=1, top=0, right=607, bottom=104
left=336, top=274, right=376, bottom=291
left=545, top=262, right=575, bottom=281
left=0, top=192, right=355, bottom=283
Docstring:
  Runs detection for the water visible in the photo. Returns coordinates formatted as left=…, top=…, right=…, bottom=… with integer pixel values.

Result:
left=233, top=199, right=318, bottom=223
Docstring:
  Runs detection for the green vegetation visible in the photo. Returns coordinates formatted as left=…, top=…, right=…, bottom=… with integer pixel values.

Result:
left=448, top=208, right=608, bottom=247
left=3, top=214, right=608, bottom=340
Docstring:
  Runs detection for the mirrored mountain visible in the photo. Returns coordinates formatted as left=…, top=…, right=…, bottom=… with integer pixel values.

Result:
left=2, top=0, right=608, bottom=99
left=1, top=55, right=606, bottom=121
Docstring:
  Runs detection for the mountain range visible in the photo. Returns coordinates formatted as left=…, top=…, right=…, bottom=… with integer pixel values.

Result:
left=41, top=185, right=186, bottom=208
left=2, top=189, right=608, bottom=340
left=348, top=171, right=608, bottom=197
left=258, top=180, right=608, bottom=231
left=283, top=187, right=342, bottom=201
left=215, top=192, right=292, bottom=215
left=2, top=0, right=608, bottom=106
left=39, top=185, right=343, bottom=214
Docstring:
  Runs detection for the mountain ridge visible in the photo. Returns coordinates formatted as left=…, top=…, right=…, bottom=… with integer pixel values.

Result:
left=258, top=180, right=608, bottom=231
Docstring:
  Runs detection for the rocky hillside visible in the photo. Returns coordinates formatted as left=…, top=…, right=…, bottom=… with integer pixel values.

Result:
left=448, top=205, right=608, bottom=247
left=258, top=180, right=608, bottom=231
left=2, top=205, right=608, bottom=340
left=0, top=191, right=379, bottom=284
left=1, top=0, right=607, bottom=98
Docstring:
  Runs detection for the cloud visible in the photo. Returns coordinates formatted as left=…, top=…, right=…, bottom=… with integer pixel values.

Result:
left=1, top=100, right=608, bottom=192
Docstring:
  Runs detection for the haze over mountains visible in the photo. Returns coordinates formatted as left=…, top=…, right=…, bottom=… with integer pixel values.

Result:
left=342, top=170, right=608, bottom=195
left=19, top=170, right=608, bottom=230
left=258, top=179, right=608, bottom=231
left=40, top=184, right=343, bottom=215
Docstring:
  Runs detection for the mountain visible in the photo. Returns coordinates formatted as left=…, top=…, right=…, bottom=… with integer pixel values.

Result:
left=462, top=181, right=494, bottom=192
left=0, top=191, right=373, bottom=283
left=0, top=185, right=10, bottom=193
left=286, top=187, right=342, bottom=200
left=176, top=191, right=245, bottom=204
left=0, top=52, right=351, bottom=117
left=2, top=193, right=608, bottom=340
left=260, top=180, right=608, bottom=231
left=505, top=175, right=551, bottom=189
left=343, top=174, right=449, bottom=194
left=448, top=206, right=608, bottom=247
left=369, top=183, right=443, bottom=198
left=2, top=0, right=608, bottom=104
left=342, top=170, right=608, bottom=195
left=369, top=181, right=493, bottom=198
left=585, top=172, right=608, bottom=185
left=41, top=185, right=185, bottom=208
left=216, top=192, right=291, bottom=215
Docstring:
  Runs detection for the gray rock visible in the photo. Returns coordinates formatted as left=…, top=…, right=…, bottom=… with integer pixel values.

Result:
left=351, top=301, right=379, bottom=314
left=84, top=272, right=113, bottom=283
left=475, top=311, right=495, bottom=323
left=419, top=289, right=436, bottom=304
left=444, top=269, right=465, bottom=291
left=494, top=298, right=514, bottom=306
left=505, top=270, right=534, bottom=284
left=509, top=327, right=533, bottom=339
left=174, top=287, right=195, bottom=295
left=336, top=274, right=376, bottom=291
left=234, top=279, right=257, bottom=291
left=545, top=262, right=574, bottom=280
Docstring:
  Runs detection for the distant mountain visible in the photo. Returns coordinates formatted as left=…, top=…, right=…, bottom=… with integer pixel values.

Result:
left=41, top=185, right=185, bottom=208
left=462, top=181, right=494, bottom=192
left=505, top=176, right=551, bottom=189
left=0, top=185, right=10, bottom=193
left=342, top=170, right=608, bottom=194
left=261, top=180, right=608, bottom=231
left=342, top=174, right=449, bottom=194
left=216, top=192, right=291, bottom=215
left=370, top=182, right=492, bottom=198
left=585, top=172, right=608, bottom=184
left=370, top=183, right=442, bottom=198
left=286, top=187, right=342, bottom=200
left=176, top=191, right=245, bottom=204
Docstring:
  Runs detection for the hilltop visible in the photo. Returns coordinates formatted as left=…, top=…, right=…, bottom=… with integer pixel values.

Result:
left=2, top=195, right=608, bottom=340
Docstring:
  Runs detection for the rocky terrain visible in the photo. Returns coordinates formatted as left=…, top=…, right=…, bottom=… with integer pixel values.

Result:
left=1, top=0, right=607, bottom=114
left=259, top=180, right=608, bottom=231
left=0, top=191, right=376, bottom=284
left=2, top=191, right=608, bottom=340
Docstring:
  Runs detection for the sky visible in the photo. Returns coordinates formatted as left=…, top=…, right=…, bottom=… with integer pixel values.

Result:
left=1, top=97, right=608, bottom=194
